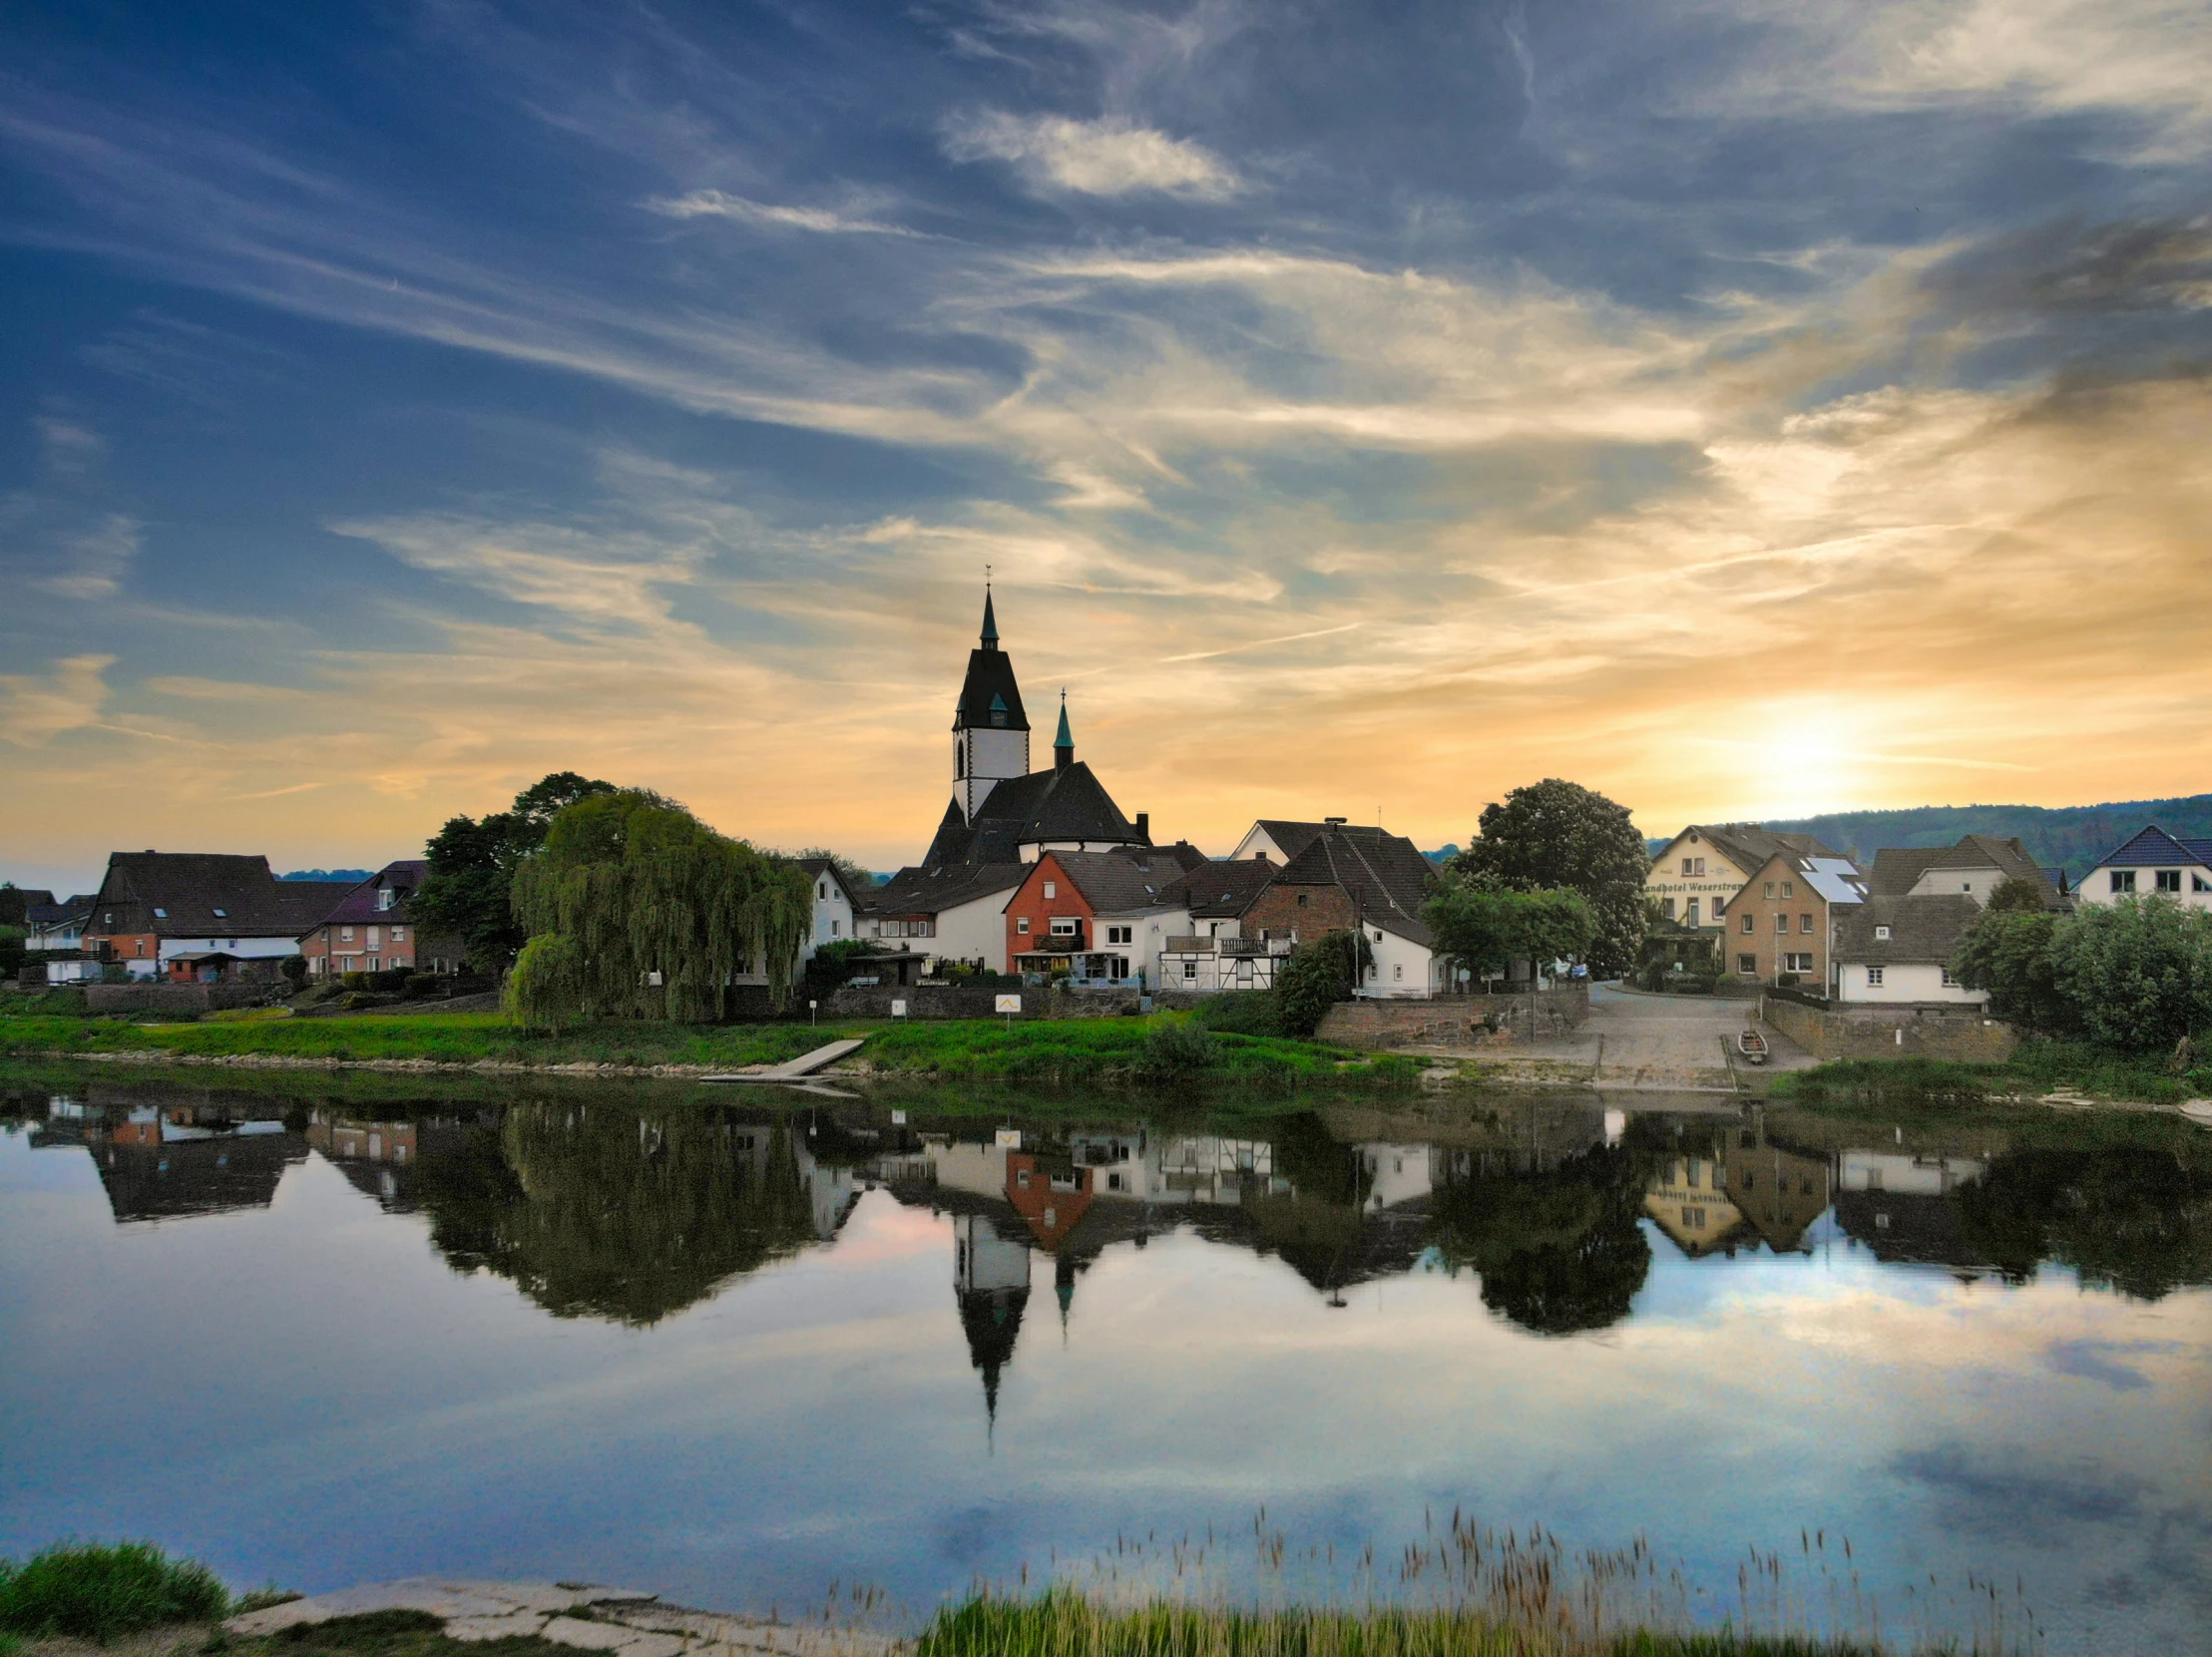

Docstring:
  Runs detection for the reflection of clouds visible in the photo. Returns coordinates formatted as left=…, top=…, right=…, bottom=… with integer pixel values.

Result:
left=1891, top=1442, right=2145, bottom=1537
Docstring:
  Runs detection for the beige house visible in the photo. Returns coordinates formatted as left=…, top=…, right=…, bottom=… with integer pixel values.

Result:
left=1724, top=850, right=1867, bottom=990
left=1645, top=824, right=1841, bottom=933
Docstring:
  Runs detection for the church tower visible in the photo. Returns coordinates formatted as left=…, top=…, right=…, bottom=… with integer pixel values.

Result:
left=952, top=586, right=1031, bottom=820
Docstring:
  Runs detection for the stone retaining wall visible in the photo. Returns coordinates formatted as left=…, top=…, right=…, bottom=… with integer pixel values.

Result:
left=1758, top=995, right=2018, bottom=1062
left=84, top=983, right=273, bottom=1015
left=1317, top=986, right=1590, bottom=1049
left=823, top=984, right=1010, bottom=1020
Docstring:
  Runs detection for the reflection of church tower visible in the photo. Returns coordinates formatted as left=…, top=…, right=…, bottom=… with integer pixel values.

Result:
left=951, top=587, right=1031, bottom=821
left=953, top=1212, right=1032, bottom=1424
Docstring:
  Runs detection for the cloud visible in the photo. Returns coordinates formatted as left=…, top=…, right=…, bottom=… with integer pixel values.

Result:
left=943, top=111, right=1239, bottom=199
left=0, top=653, right=114, bottom=746
left=37, top=514, right=140, bottom=600
left=644, top=191, right=927, bottom=237
left=36, top=415, right=106, bottom=473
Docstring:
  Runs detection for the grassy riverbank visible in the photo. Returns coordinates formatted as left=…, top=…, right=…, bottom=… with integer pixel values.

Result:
left=0, top=1005, right=1420, bottom=1089
left=1769, top=1040, right=2212, bottom=1108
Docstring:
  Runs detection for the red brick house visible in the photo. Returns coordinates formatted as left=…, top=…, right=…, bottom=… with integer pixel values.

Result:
left=298, top=860, right=463, bottom=978
left=1003, top=849, right=1191, bottom=988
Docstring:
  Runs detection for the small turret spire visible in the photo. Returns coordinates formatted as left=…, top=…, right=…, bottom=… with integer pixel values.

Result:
left=980, top=578, right=999, bottom=650
left=1054, top=689, right=1073, bottom=771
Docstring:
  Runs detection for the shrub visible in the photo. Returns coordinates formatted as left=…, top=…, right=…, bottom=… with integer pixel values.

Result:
left=1189, top=991, right=1286, bottom=1038
left=341, top=971, right=370, bottom=991
left=1131, top=1019, right=1219, bottom=1082
left=2051, top=897, right=2212, bottom=1052
left=0, top=1541, right=228, bottom=1640
left=279, top=955, right=307, bottom=987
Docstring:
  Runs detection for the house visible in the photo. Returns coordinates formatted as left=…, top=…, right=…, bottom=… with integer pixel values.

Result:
left=82, top=853, right=353, bottom=982
left=1156, top=859, right=1287, bottom=993
left=1645, top=824, right=1843, bottom=932
left=1832, top=895, right=1987, bottom=1006
left=795, top=858, right=867, bottom=959
left=1722, top=850, right=1866, bottom=990
left=2072, top=825, right=2212, bottom=911
left=1241, top=820, right=1444, bottom=997
left=297, top=860, right=463, bottom=978
left=1870, top=834, right=2067, bottom=908
left=1004, top=850, right=1191, bottom=988
left=855, top=862, right=1029, bottom=971
left=23, top=894, right=98, bottom=983
left=919, top=592, right=1153, bottom=866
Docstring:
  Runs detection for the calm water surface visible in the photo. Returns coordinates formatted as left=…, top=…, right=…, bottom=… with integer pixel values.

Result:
left=3, top=1071, right=2208, bottom=1655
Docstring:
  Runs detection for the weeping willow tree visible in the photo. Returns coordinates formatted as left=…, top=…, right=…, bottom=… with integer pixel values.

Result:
left=507, top=789, right=813, bottom=1025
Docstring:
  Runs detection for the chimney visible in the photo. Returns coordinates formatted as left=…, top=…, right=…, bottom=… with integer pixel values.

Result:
left=1324, top=816, right=1348, bottom=828
left=1134, top=812, right=1150, bottom=845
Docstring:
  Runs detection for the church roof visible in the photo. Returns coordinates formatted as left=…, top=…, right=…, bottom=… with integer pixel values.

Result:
left=954, top=647, right=1028, bottom=732
left=943, top=762, right=1143, bottom=863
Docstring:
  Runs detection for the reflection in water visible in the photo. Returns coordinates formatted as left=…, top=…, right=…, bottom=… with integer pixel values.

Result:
left=31, top=1091, right=303, bottom=1222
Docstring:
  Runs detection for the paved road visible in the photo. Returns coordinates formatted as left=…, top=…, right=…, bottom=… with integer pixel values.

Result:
left=1488, top=984, right=1817, bottom=1090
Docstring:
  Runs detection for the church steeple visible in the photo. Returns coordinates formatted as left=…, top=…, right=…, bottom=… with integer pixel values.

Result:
left=1054, top=691, right=1074, bottom=772
left=980, top=585, right=1000, bottom=650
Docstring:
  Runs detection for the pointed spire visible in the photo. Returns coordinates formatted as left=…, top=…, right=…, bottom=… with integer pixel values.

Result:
left=1054, top=689, right=1074, bottom=771
left=980, top=582, right=999, bottom=650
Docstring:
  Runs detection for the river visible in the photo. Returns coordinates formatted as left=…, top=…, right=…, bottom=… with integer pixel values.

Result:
left=2, top=1068, right=2207, bottom=1654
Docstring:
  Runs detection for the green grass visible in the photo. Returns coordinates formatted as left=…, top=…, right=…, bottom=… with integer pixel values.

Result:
left=0, top=1008, right=1429, bottom=1090
left=241, top=1610, right=566, bottom=1657
left=0, top=1541, right=228, bottom=1642
left=1770, top=1040, right=2212, bottom=1108
left=918, top=1595, right=1897, bottom=1657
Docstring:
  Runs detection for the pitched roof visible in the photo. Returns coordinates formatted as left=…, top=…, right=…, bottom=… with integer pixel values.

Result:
left=1249, top=820, right=1438, bottom=868
left=1275, top=827, right=1437, bottom=945
left=867, top=862, right=1028, bottom=918
left=90, top=853, right=352, bottom=939
left=1163, top=858, right=1278, bottom=919
left=1669, top=823, right=1841, bottom=878
left=795, top=857, right=865, bottom=903
left=1834, top=894, right=1984, bottom=965
left=1039, top=850, right=1184, bottom=915
left=25, top=894, right=94, bottom=928
left=311, top=861, right=433, bottom=929
left=1126, top=839, right=1208, bottom=874
left=1868, top=846, right=1947, bottom=897
left=2092, top=823, right=2212, bottom=870
left=7, top=888, right=57, bottom=913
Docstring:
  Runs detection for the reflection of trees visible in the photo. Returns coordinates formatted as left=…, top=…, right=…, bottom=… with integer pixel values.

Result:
left=1243, top=1112, right=1377, bottom=1291
left=1954, top=1146, right=2212, bottom=1300
left=1428, top=1145, right=1655, bottom=1336
left=416, top=1104, right=819, bottom=1325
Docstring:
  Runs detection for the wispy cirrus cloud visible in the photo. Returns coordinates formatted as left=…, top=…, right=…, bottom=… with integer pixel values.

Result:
left=644, top=190, right=929, bottom=237
left=943, top=111, right=1240, bottom=199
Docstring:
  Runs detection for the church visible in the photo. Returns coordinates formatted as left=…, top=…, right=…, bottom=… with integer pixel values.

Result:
left=919, top=588, right=1153, bottom=865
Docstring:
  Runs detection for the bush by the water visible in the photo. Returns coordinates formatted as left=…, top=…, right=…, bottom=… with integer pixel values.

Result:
left=1132, top=1018, right=1219, bottom=1082
left=1189, top=991, right=1285, bottom=1038
left=0, top=1541, right=227, bottom=1640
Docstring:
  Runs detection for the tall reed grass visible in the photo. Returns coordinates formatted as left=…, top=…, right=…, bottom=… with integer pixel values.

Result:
left=0, top=1541, right=227, bottom=1641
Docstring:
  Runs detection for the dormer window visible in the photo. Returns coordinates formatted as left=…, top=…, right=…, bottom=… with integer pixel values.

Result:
left=377, top=887, right=395, bottom=911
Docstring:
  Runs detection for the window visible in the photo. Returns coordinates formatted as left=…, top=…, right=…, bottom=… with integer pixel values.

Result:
left=1775, top=914, right=1790, bottom=935
left=819, top=881, right=829, bottom=900
left=1738, top=953, right=1757, bottom=975
left=1941, top=967, right=1961, bottom=988
left=341, top=926, right=355, bottom=942
left=2110, top=870, right=2136, bottom=894
left=1875, top=925, right=1891, bottom=940
left=1693, top=857, right=1706, bottom=876
left=377, top=888, right=395, bottom=912
left=1681, top=1206, right=1706, bottom=1229
left=392, top=927, right=406, bottom=941
left=1661, top=897, right=1676, bottom=921
left=1017, top=1169, right=1031, bottom=1188
left=1763, top=882, right=1775, bottom=899
left=830, top=920, right=840, bottom=937
left=1106, top=925, right=1131, bottom=945
left=1182, top=960, right=1197, bottom=982
left=1781, top=881, right=1795, bottom=899
left=1866, top=966, right=1886, bottom=988
left=213, top=908, right=227, bottom=919
left=1741, top=914, right=1754, bottom=934
left=1016, top=917, right=1031, bottom=935
left=2196, top=875, right=2211, bottom=893
left=954, top=741, right=964, bottom=778
left=2156, top=870, right=2182, bottom=893
left=1685, top=899, right=1700, bottom=926
left=1296, top=893, right=1309, bottom=908
left=1050, top=917, right=1078, bottom=937
left=152, top=907, right=167, bottom=919
left=1393, top=963, right=1403, bottom=982
left=1043, top=880, right=1057, bottom=899
left=1800, top=914, right=1814, bottom=933
left=367, top=957, right=380, bottom=972
left=1784, top=952, right=1813, bottom=974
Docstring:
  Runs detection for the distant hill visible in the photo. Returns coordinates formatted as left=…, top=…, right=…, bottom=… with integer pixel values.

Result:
left=1648, top=795, right=2212, bottom=881
left=280, top=868, right=371, bottom=883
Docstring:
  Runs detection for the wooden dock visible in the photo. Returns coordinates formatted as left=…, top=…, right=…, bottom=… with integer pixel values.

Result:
left=700, top=1038, right=864, bottom=1085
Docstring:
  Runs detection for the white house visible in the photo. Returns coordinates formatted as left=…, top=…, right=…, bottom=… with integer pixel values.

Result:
left=795, top=858, right=866, bottom=960
left=854, top=863, right=1029, bottom=972
left=1831, top=895, right=1987, bottom=1006
left=1645, top=824, right=1841, bottom=933
left=1155, top=859, right=1286, bottom=993
left=2072, top=825, right=2212, bottom=912
left=1869, top=833, right=2066, bottom=908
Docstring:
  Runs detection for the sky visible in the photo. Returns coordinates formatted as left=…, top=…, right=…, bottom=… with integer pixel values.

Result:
left=3, top=0, right=2210, bottom=892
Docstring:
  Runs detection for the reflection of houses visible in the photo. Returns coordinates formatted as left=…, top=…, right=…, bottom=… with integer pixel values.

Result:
left=1358, top=1143, right=1435, bottom=1213
left=59, top=1104, right=308, bottom=1222
left=1831, top=1151, right=1991, bottom=1275
left=1643, top=1155, right=1747, bottom=1256
left=1644, top=1118, right=1834, bottom=1257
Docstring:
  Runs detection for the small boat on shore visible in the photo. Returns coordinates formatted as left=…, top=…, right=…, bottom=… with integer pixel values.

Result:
left=1737, top=1029, right=1769, bottom=1065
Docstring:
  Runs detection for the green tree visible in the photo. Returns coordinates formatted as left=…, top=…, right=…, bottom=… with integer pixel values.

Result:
left=413, top=770, right=617, bottom=970
left=1986, top=874, right=2051, bottom=914
left=2049, top=897, right=2212, bottom=1053
left=1449, top=779, right=1648, bottom=977
left=1274, top=929, right=1372, bottom=1036
left=1424, top=882, right=1597, bottom=982
left=1426, top=1145, right=1655, bottom=1336
left=1952, top=907, right=2076, bottom=1036
left=508, top=789, right=812, bottom=1025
